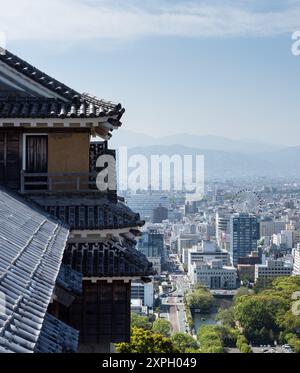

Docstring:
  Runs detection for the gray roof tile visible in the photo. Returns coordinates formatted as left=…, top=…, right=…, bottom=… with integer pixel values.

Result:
left=56, top=265, right=82, bottom=295
left=0, top=97, right=124, bottom=120
left=35, top=313, right=79, bottom=353
left=0, top=188, right=69, bottom=353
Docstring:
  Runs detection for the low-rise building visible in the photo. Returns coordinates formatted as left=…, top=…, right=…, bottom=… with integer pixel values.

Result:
left=131, top=299, right=148, bottom=315
left=190, top=260, right=237, bottom=289
left=255, top=259, right=293, bottom=284
left=260, top=220, right=286, bottom=237
left=187, top=241, right=230, bottom=277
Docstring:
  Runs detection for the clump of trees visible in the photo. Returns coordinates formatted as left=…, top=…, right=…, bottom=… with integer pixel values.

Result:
left=152, top=318, right=172, bottom=337
left=184, top=297, right=194, bottom=330
left=234, top=293, right=287, bottom=343
left=214, top=277, right=300, bottom=352
left=216, top=325, right=239, bottom=348
left=120, top=277, right=300, bottom=353
left=216, top=307, right=235, bottom=328
left=171, top=332, right=199, bottom=353
left=197, top=325, right=224, bottom=353
left=131, top=313, right=152, bottom=330
left=234, top=277, right=300, bottom=349
left=196, top=325, right=242, bottom=353
left=185, top=284, right=214, bottom=313
left=115, top=327, right=179, bottom=353
left=116, top=313, right=198, bottom=353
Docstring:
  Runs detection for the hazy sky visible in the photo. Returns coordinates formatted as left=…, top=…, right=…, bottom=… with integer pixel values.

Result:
left=1, top=0, right=300, bottom=146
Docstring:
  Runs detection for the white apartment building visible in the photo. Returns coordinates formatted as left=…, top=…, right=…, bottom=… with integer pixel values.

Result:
left=272, top=230, right=293, bottom=249
left=292, top=244, right=300, bottom=275
left=255, top=259, right=293, bottom=284
left=216, top=209, right=230, bottom=249
left=190, top=260, right=237, bottom=289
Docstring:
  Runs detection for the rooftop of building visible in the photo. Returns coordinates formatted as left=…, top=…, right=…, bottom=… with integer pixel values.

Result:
left=0, top=50, right=125, bottom=139
left=0, top=187, right=71, bottom=353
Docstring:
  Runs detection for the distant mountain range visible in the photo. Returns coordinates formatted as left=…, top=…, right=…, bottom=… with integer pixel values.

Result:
left=107, top=130, right=300, bottom=179
left=110, top=130, right=283, bottom=154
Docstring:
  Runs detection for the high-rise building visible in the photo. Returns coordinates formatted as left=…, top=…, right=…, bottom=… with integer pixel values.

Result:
left=177, top=233, right=202, bottom=262
left=137, top=228, right=165, bottom=274
left=138, top=229, right=164, bottom=258
left=230, top=213, right=259, bottom=266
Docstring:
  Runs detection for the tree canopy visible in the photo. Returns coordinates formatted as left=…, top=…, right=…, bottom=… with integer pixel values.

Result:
left=216, top=307, right=235, bottom=328
left=197, top=325, right=224, bottom=353
left=152, top=318, right=172, bottom=337
left=171, top=332, right=199, bottom=353
left=234, top=277, right=300, bottom=347
left=131, top=313, right=152, bottom=330
left=185, top=284, right=214, bottom=313
left=115, top=327, right=179, bottom=353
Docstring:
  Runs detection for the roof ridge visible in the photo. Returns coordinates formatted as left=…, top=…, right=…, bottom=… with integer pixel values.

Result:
left=0, top=49, right=80, bottom=101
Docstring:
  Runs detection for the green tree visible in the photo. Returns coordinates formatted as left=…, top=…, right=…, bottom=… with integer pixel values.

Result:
left=253, top=278, right=273, bottom=293
left=216, top=307, right=235, bottom=328
left=171, top=332, right=199, bottom=353
left=280, top=310, right=300, bottom=335
left=233, top=287, right=252, bottom=300
left=197, top=325, right=224, bottom=353
left=216, top=326, right=238, bottom=347
left=285, top=334, right=300, bottom=353
left=239, top=344, right=252, bottom=353
left=115, top=327, right=179, bottom=353
left=131, top=313, right=152, bottom=330
left=152, top=318, right=172, bottom=337
left=236, top=334, right=252, bottom=353
left=236, top=334, right=253, bottom=354
left=216, top=275, right=300, bottom=350
left=185, top=286, right=214, bottom=313
left=234, top=293, right=289, bottom=344
left=236, top=334, right=248, bottom=347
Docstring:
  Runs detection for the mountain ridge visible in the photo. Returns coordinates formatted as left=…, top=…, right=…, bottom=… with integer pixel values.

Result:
left=110, top=130, right=284, bottom=154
